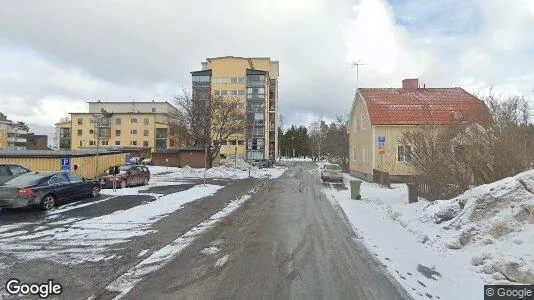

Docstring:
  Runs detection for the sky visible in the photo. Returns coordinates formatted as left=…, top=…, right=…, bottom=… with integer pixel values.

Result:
left=0, top=0, right=533, bottom=146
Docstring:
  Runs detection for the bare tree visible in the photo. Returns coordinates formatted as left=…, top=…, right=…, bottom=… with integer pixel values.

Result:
left=173, top=88, right=246, bottom=168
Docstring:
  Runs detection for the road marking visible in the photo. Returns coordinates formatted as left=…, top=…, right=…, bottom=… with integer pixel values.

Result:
left=103, top=192, right=254, bottom=299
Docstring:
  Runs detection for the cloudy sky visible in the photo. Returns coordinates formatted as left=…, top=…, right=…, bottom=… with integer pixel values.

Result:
left=0, top=0, right=533, bottom=145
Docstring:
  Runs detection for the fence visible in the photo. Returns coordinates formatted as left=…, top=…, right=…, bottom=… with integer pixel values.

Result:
left=372, top=169, right=391, bottom=188
left=416, top=181, right=465, bottom=201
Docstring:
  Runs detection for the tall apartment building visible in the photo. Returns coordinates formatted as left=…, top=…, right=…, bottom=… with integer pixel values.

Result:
left=191, top=56, right=279, bottom=162
left=0, top=119, right=28, bottom=150
left=55, top=101, right=181, bottom=152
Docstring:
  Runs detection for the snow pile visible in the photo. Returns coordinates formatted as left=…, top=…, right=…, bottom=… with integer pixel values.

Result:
left=417, top=169, right=534, bottom=284
left=147, top=164, right=287, bottom=180
left=224, top=157, right=253, bottom=171
left=280, top=156, right=313, bottom=162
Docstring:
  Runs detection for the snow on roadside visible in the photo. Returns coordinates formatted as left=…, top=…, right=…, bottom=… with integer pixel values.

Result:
left=104, top=192, right=255, bottom=299
left=148, top=164, right=287, bottom=180
left=0, top=184, right=223, bottom=265
left=323, top=174, right=485, bottom=300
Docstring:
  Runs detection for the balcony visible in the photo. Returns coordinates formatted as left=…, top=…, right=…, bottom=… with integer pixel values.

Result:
left=269, top=101, right=275, bottom=111
left=7, top=137, right=27, bottom=143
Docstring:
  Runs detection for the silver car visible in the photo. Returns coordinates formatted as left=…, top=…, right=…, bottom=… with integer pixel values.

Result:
left=321, top=164, right=343, bottom=183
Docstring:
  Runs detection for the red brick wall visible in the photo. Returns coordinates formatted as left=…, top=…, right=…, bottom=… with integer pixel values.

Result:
left=151, top=151, right=207, bottom=168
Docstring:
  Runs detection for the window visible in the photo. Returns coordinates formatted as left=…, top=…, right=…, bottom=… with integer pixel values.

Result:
left=151, top=108, right=156, bottom=112
left=0, top=166, right=8, bottom=176
left=231, top=77, right=238, bottom=83
left=214, top=90, right=221, bottom=96
left=212, top=77, right=220, bottom=84
left=352, top=147, right=357, bottom=161
left=102, top=140, right=109, bottom=146
left=79, top=141, right=82, bottom=147
left=77, top=118, right=83, bottom=125
left=143, top=118, right=149, bottom=125
left=220, top=154, right=227, bottom=159
left=221, top=77, right=231, bottom=84
left=131, top=118, right=137, bottom=123
left=89, top=141, right=95, bottom=146
left=131, top=129, right=137, bottom=135
left=238, top=90, right=245, bottom=95
left=131, top=141, right=138, bottom=146
left=115, top=130, right=121, bottom=136
left=360, top=116, right=365, bottom=130
left=237, top=140, right=244, bottom=145
left=143, top=141, right=149, bottom=147
left=169, top=139, right=175, bottom=147
left=229, top=140, right=237, bottom=145
left=115, top=141, right=121, bottom=145
left=143, top=130, right=149, bottom=136
left=116, top=118, right=121, bottom=125
left=89, top=129, right=94, bottom=134
left=397, top=145, right=413, bottom=162
left=77, top=129, right=82, bottom=136
left=9, top=166, right=28, bottom=176
left=258, top=87, right=265, bottom=94
left=49, top=174, right=69, bottom=184
left=231, top=90, right=238, bottom=96
left=238, top=77, right=246, bottom=84
left=221, top=90, right=228, bottom=96
left=66, top=173, right=83, bottom=182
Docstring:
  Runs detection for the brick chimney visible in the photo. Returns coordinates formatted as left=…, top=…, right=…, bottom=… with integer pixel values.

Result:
left=402, top=78, right=419, bottom=90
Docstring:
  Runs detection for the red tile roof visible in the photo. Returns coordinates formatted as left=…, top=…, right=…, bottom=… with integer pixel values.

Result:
left=358, top=88, right=492, bottom=125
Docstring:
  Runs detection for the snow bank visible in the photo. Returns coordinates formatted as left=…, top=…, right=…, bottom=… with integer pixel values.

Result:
left=280, top=156, right=313, bottom=162
left=415, top=169, right=534, bottom=284
left=148, top=163, right=287, bottom=180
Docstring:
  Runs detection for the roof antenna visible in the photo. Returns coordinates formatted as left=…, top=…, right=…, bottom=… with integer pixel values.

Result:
left=350, top=59, right=367, bottom=88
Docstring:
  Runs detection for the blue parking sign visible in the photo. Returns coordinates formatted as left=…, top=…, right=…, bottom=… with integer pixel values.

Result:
left=378, top=136, right=386, bottom=143
left=61, top=157, right=70, bottom=171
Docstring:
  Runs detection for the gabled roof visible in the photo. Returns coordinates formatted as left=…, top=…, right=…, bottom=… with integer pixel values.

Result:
left=358, top=88, right=492, bottom=125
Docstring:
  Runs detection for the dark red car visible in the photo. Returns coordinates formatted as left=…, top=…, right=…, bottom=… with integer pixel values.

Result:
left=99, top=165, right=150, bottom=189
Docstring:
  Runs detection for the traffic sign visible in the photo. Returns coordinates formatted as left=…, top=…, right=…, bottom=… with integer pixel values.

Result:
left=125, top=153, right=132, bottom=165
left=378, top=142, right=385, bottom=147
left=61, top=157, right=70, bottom=171
left=378, top=136, right=386, bottom=143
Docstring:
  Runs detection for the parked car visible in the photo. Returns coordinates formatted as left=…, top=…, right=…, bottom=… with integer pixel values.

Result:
left=129, top=157, right=142, bottom=164
left=0, top=164, right=31, bottom=184
left=321, top=164, right=343, bottom=183
left=100, top=165, right=151, bottom=189
left=248, top=159, right=271, bottom=169
left=140, top=158, right=152, bottom=165
left=0, top=171, right=101, bottom=211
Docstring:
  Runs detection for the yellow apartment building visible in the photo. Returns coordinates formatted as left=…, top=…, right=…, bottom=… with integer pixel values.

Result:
left=0, top=118, right=29, bottom=150
left=54, top=101, right=181, bottom=153
left=191, top=56, right=279, bottom=163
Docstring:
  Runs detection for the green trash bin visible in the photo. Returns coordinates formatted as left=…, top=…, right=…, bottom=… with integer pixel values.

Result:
left=350, top=180, right=362, bottom=200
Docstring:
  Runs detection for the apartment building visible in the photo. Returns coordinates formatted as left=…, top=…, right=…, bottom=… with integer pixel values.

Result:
left=0, top=119, right=28, bottom=150
left=191, top=56, right=279, bottom=162
left=55, top=101, right=181, bottom=152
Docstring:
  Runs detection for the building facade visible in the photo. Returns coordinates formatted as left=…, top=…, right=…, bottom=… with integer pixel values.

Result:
left=0, top=119, right=28, bottom=150
left=191, top=56, right=280, bottom=163
left=54, top=101, right=181, bottom=152
left=348, top=78, right=492, bottom=182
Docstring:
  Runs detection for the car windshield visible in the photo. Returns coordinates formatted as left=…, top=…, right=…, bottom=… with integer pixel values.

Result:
left=2, top=173, right=49, bottom=186
left=325, top=165, right=341, bottom=170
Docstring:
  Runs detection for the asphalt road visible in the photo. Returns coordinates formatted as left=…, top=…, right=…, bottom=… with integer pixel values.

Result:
left=123, top=162, right=411, bottom=300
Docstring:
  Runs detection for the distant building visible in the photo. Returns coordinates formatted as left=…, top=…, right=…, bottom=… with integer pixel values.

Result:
left=191, top=56, right=280, bottom=163
left=0, top=119, right=28, bottom=150
left=26, top=133, right=49, bottom=150
left=54, top=101, right=181, bottom=152
left=348, top=78, right=492, bottom=182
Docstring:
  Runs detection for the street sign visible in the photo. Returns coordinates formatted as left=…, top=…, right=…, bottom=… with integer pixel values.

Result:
left=379, top=148, right=386, bottom=154
left=60, top=157, right=70, bottom=171
left=378, top=136, right=386, bottom=143
left=378, top=142, right=385, bottom=147
left=125, top=153, right=132, bottom=165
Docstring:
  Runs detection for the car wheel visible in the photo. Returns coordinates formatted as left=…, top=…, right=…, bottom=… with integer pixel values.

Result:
left=40, top=194, right=56, bottom=211
left=120, top=180, right=127, bottom=189
left=90, top=185, right=100, bottom=197
left=143, top=177, right=149, bottom=185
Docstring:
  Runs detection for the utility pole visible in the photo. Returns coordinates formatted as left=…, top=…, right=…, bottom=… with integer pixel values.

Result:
left=351, top=59, right=367, bottom=88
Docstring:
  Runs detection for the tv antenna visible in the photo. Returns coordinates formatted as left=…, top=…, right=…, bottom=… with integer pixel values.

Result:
left=350, top=59, right=367, bottom=88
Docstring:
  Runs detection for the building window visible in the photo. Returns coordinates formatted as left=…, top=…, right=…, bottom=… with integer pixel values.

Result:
left=89, top=141, right=95, bottom=146
left=143, top=130, right=149, bottom=136
left=238, top=90, right=245, bottom=95
left=360, top=116, right=365, bottom=130
left=238, top=77, right=246, bottom=84
left=229, top=140, right=237, bottom=145
left=115, top=130, right=121, bottom=136
left=115, top=141, right=120, bottom=145
left=231, top=77, right=238, bottom=83
left=131, top=141, right=138, bottom=146
left=102, top=140, right=109, bottom=146
left=89, top=129, right=94, bottom=134
left=143, top=141, right=149, bottom=147
left=352, top=147, right=357, bottom=161
left=151, top=108, right=156, bottom=112
left=169, top=139, right=175, bottom=147
left=220, top=154, right=227, bottom=159
left=397, top=145, right=413, bottom=162
left=116, top=118, right=121, bottom=125
left=237, top=140, right=244, bottom=145
left=77, top=129, right=82, bottom=136
left=131, top=118, right=137, bottom=123
left=79, top=141, right=82, bottom=147
left=230, top=90, right=237, bottom=96
left=144, top=118, right=149, bottom=125
left=221, top=90, right=228, bottom=96
left=131, top=129, right=137, bottom=135
left=214, top=90, right=221, bottom=96
left=77, top=118, right=83, bottom=125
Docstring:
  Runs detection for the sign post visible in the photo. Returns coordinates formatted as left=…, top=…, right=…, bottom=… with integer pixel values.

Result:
left=60, top=157, right=71, bottom=172
left=377, top=136, right=386, bottom=169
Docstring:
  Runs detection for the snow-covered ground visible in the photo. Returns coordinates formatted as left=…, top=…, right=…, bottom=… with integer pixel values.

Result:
left=322, top=167, right=534, bottom=300
left=279, top=156, right=313, bottom=162
left=147, top=162, right=287, bottom=180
